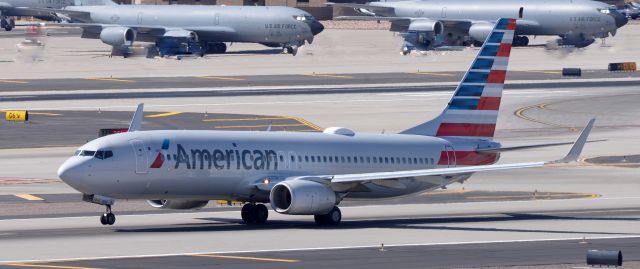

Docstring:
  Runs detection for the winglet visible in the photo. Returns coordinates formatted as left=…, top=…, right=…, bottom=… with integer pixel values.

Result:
left=552, top=118, right=595, bottom=163
left=128, top=103, right=144, bottom=132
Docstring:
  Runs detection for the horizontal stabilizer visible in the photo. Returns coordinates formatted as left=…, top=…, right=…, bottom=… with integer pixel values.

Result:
left=478, top=139, right=605, bottom=153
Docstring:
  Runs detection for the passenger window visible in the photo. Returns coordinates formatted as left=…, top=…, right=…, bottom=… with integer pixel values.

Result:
left=311, top=156, right=315, bottom=162
left=390, top=158, right=395, bottom=164
left=402, top=157, right=406, bottom=164
left=323, top=156, right=327, bottom=162
left=305, top=156, right=309, bottom=162
left=373, top=157, right=377, bottom=164
left=291, top=156, right=295, bottom=162
left=167, top=154, right=171, bottom=161
left=366, top=157, right=370, bottom=163
left=298, top=156, right=302, bottom=162
left=413, top=158, right=418, bottom=164
left=354, top=157, right=358, bottom=164
left=329, top=156, right=333, bottom=162
left=341, top=156, right=345, bottom=162
left=384, top=157, right=389, bottom=163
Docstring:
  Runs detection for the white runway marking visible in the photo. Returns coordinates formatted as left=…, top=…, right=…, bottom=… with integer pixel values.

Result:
left=2, top=235, right=639, bottom=265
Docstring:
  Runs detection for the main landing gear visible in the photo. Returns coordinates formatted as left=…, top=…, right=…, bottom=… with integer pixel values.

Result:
left=241, top=203, right=268, bottom=224
left=513, top=36, right=530, bottom=47
left=100, top=205, right=116, bottom=225
left=314, top=206, right=341, bottom=226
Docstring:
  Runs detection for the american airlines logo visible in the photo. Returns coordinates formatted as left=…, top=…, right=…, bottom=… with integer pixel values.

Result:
left=151, top=140, right=280, bottom=171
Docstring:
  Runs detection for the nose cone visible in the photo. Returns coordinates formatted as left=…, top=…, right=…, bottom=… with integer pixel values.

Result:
left=58, top=158, right=86, bottom=190
left=613, top=11, right=629, bottom=28
left=310, top=20, right=324, bottom=36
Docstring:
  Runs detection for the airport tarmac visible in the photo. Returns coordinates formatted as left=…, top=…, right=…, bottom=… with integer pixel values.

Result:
left=0, top=21, right=639, bottom=269
left=1, top=82, right=639, bottom=267
left=0, top=24, right=639, bottom=79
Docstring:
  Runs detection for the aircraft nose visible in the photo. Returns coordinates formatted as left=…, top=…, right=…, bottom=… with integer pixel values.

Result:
left=57, top=158, right=86, bottom=187
left=310, top=20, right=324, bottom=35
left=613, top=10, right=629, bottom=28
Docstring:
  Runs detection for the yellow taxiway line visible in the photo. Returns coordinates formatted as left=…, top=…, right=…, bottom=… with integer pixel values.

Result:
left=191, top=254, right=300, bottom=263
left=6, top=263, right=102, bottom=269
left=303, top=74, right=352, bottom=79
left=14, top=194, right=44, bottom=201
left=514, top=103, right=579, bottom=131
left=197, top=76, right=245, bottom=81
left=0, top=79, right=28, bottom=84
left=413, top=72, right=453, bottom=76
left=203, top=117, right=289, bottom=122
left=84, top=77, right=135, bottom=83
left=145, top=112, right=183, bottom=118
left=215, top=123, right=307, bottom=129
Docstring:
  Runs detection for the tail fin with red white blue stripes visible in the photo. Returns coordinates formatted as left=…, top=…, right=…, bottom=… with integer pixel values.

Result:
left=401, top=18, right=516, bottom=140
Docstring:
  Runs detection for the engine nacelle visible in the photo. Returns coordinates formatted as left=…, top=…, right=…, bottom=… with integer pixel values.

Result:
left=468, top=22, right=495, bottom=42
left=270, top=180, right=337, bottom=215
left=407, top=19, right=444, bottom=35
left=100, top=26, right=135, bottom=47
left=147, top=199, right=208, bottom=210
left=163, top=29, right=198, bottom=42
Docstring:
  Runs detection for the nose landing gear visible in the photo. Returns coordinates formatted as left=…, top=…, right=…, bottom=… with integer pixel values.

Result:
left=100, top=205, right=116, bottom=225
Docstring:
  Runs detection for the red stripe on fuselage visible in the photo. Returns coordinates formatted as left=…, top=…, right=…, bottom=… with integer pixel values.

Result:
left=487, top=70, right=507, bottom=84
left=477, top=97, right=501, bottom=110
left=437, top=151, right=500, bottom=165
left=436, top=123, right=496, bottom=137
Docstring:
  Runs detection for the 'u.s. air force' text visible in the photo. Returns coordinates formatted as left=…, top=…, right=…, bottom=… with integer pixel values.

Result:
left=265, top=24, right=297, bottom=29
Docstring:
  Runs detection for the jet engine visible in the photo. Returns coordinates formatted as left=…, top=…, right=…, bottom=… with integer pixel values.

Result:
left=407, top=19, right=444, bottom=36
left=397, top=19, right=444, bottom=54
left=99, top=26, right=136, bottom=47
left=269, top=180, right=337, bottom=215
left=147, top=199, right=209, bottom=210
left=468, top=22, right=495, bottom=43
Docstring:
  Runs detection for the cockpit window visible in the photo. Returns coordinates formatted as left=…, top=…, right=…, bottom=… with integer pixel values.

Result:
left=598, top=8, right=612, bottom=14
left=95, top=150, right=114, bottom=160
left=76, top=150, right=113, bottom=159
left=294, top=14, right=315, bottom=21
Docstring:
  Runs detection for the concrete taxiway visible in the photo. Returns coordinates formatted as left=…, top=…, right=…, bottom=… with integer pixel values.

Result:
left=1, top=82, right=639, bottom=267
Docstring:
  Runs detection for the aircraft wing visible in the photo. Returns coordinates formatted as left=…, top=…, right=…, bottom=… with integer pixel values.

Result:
left=327, top=3, right=395, bottom=14
left=42, top=22, right=236, bottom=40
left=330, top=119, right=594, bottom=184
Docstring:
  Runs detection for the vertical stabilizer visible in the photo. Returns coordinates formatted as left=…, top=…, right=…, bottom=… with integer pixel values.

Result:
left=401, top=18, right=516, bottom=140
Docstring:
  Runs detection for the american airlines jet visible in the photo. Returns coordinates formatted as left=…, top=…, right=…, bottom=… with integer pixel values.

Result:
left=57, top=18, right=595, bottom=226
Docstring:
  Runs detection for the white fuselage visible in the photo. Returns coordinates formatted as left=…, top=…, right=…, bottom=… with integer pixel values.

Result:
left=58, top=130, right=496, bottom=202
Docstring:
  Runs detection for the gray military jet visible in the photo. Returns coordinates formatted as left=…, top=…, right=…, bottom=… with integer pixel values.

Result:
left=38, top=4, right=324, bottom=57
left=0, top=0, right=113, bottom=31
left=331, top=0, right=628, bottom=54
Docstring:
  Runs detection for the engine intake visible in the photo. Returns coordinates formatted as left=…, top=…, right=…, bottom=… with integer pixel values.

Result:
left=270, top=180, right=337, bottom=215
left=147, top=199, right=208, bottom=210
left=100, top=26, right=135, bottom=47
left=407, top=20, right=444, bottom=35
left=469, top=22, right=495, bottom=42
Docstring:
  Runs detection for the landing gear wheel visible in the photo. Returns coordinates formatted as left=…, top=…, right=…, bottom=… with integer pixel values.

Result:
left=241, top=203, right=256, bottom=224
left=473, top=40, right=484, bottom=47
left=241, top=203, right=269, bottom=224
left=100, top=205, right=116, bottom=225
left=314, top=206, right=341, bottom=226
left=254, top=204, right=268, bottom=224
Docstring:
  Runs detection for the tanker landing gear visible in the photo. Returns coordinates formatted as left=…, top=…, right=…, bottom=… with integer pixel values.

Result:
left=513, top=36, right=529, bottom=47
left=283, top=45, right=298, bottom=56
left=207, top=42, right=227, bottom=54
left=100, top=205, right=116, bottom=225
left=241, top=203, right=268, bottom=224
left=314, top=206, right=341, bottom=226
left=0, top=17, right=15, bottom=31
